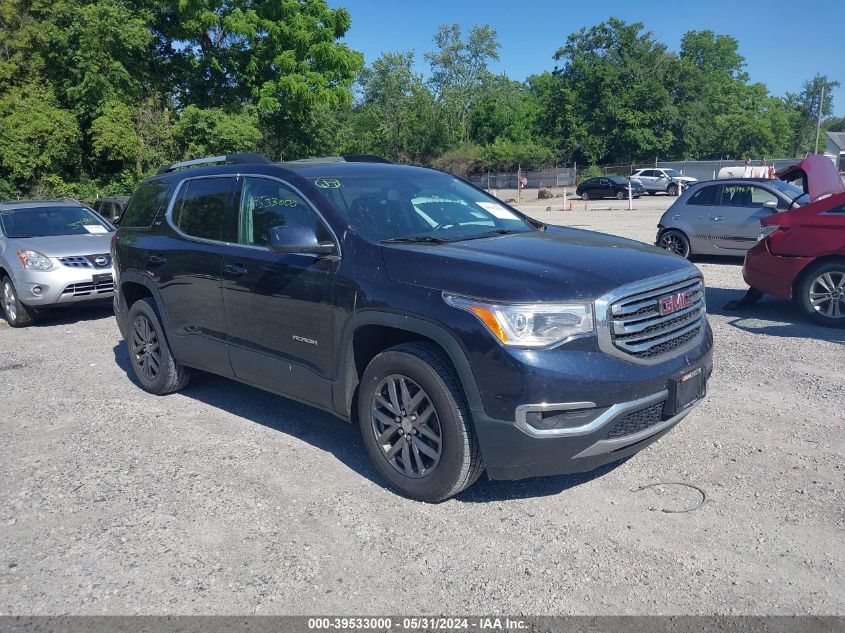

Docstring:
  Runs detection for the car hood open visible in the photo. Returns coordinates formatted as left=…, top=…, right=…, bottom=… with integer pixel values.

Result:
left=777, top=154, right=845, bottom=202
left=381, top=226, right=695, bottom=303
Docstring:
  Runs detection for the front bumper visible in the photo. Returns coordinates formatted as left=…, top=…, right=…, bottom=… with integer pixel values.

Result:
left=743, top=240, right=814, bottom=301
left=12, top=265, right=115, bottom=306
left=467, top=321, right=714, bottom=481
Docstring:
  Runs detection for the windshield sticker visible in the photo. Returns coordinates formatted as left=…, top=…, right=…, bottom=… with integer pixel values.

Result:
left=476, top=201, right=518, bottom=220
left=314, top=178, right=341, bottom=189
left=83, top=224, right=108, bottom=234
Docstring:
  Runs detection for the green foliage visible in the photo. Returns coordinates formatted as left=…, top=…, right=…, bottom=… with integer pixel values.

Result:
left=0, top=5, right=838, bottom=196
left=578, top=165, right=603, bottom=182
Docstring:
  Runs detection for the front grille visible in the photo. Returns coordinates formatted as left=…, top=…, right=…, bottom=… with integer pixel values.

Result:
left=605, top=402, right=665, bottom=439
left=607, top=275, right=706, bottom=362
left=61, top=279, right=114, bottom=296
left=58, top=254, right=111, bottom=269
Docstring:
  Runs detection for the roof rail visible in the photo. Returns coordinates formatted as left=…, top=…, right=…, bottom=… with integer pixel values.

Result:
left=156, top=152, right=271, bottom=175
left=282, top=155, right=393, bottom=165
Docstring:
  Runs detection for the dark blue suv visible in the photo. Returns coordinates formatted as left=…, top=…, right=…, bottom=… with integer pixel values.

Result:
left=112, top=153, right=713, bottom=501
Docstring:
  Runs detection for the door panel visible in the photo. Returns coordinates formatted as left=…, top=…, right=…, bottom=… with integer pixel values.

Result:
left=155, top=176, right=238, bottom=375
left=222, top=176, right=339, bottom=406
left=710, top=184, right=777, bottom=252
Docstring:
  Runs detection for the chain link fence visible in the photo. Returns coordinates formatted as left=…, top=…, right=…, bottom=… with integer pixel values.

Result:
left=468, top=167, right=575, bottom=190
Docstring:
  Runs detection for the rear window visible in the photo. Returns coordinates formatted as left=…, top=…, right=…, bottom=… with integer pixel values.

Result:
left=121, top=181, right=172, bottom=228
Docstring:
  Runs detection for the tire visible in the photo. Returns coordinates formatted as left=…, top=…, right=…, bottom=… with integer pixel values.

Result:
left=647, top=191, right=655, bottom=196
left=358, top=342, right=484, bottom=502
left=667, top=183, right=679, bottom=196
left=126, top=297, right=191, bottom=394
left=657, top=229, right=691, bottom=259
left=616, top=190, right=626, bottom=200
left=580, top=191, right=590, bottom=201
left=1, top=276, right=35, bottom=327
left=797, top=261, right=845, bottom=327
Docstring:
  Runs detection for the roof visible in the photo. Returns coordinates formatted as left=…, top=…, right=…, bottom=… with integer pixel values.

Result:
left=826, top=131, right=845, bottom=152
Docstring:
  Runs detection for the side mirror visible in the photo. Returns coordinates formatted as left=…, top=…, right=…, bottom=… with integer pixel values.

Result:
left=269, top=225, right=335, bottom=255
left=762, top=200, right=778, bottom=211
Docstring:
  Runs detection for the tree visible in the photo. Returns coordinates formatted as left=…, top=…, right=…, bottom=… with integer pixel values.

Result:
left=425, top=24, right=500, bottom=144
left=785, top=75, right=840, bottom=155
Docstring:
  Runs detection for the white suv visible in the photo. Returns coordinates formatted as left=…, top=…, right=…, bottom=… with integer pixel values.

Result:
left=631, top=168, right=697, bottom=196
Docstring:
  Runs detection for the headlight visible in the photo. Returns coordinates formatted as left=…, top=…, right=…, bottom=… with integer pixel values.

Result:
left=757, top=225, right=779, bottom=242
left=16, top=250, right=53, bottom=270
left=444, top=293, right=595, bottom=348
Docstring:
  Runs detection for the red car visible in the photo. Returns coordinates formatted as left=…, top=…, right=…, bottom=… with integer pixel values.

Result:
left=743, top=155, right=845, bottom=326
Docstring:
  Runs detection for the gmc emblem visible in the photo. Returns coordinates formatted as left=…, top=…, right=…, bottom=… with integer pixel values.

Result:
left=658, top=290, right=693, bottom=316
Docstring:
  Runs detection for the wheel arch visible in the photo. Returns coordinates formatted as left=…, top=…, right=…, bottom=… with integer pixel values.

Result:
left=117, top=271, right=175, bottom=342
left=791, top=254, right=845, bottom=300
left=334, top=312, right=482, bottom=423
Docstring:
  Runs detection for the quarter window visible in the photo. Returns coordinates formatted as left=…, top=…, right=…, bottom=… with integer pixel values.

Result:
left=238, top=177, right=332, bottom=248
left=173, top=178, right=235, bottom=241
left=121, top=181, right=172, bottom=228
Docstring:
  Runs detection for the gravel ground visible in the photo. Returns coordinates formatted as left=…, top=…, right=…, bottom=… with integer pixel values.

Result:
left=1, top=194, right=843, bottom=615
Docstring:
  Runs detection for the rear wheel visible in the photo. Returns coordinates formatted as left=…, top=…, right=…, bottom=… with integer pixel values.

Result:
left=358, top=342, right=484, bottom=502
left=657, top=230, right=691, bottom=259
left=798, top=262, right=845, bottom=327
left=1, top=276, right=35, bottom=327
left=126, top=297, right=191, bottom=393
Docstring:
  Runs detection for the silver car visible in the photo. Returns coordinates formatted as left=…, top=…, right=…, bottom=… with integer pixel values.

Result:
left=0, top=200, right=116, bottom=327
left=655, top=179, right=809, bottom=259
left=631, top=168, right=697, bottom=196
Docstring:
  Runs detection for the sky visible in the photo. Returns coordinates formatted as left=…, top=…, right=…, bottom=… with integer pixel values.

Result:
left=330, top=0, right=845, bottom=117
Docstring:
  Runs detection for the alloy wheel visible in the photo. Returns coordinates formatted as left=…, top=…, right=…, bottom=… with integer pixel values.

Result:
left=131, top=315, right=162, bottom=380
left=370, top=374, right=442, bottom=478
left=808, top=271, right=845, bottom=319
left=2, top=281, right=17, bottom=322
left=659, top=233, right=687, bottom=257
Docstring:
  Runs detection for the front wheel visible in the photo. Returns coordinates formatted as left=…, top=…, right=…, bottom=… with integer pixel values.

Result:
left=657, top=229, right=691, bottom=259
left=358, top=342, right=484, bottom=502
left=798, top=262, right=845, bottom=327
left=1, top=276, right=35, bottom=327
left=667, top=183, right=679, bottom=196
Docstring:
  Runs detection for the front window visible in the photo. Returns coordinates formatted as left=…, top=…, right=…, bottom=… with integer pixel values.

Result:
left=663, top=169, right=682, bottom=178
left=310, top=170, right=534, bottom=243
left=0, top=205, right=113, bottom=238
left=768, top=180, right=809, bottom=206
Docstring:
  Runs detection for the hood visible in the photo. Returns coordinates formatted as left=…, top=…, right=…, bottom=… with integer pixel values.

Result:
left=675, top=176, right=697, bottom=182
left=10, top=233, right=114, bottom=257
left=777, top=154, right=844, bottom=202
left=381, top=227, right=695, bottom=303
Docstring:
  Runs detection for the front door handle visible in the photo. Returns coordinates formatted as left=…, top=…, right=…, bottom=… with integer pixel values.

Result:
left=147, top=254, right=166, bottom=267
left=224, top=263, right=248, bottom=276
left=712, top=216, right=724, bottom=221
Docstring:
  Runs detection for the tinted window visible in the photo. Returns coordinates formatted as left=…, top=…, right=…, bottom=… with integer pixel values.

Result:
left=121, top=181, right=171, bottom=228
left=238, top=177, right=331, bottom=247
left=687, top=185, right=718, bottom=206
left=174, top=178, right=234, bottom=241
left=640, top=170, right=656, bottom=177
left=825, top=204, right=845, bottom=214
left=720, top=185, right=754, bottom=207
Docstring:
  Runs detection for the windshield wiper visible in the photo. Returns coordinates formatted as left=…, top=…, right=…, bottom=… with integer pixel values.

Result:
left=380, top=235, right=450, bottom=245
left=457, top=229, right=524, bottom=241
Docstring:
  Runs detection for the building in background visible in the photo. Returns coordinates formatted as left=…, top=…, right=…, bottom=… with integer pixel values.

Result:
left=825, top=131, right=845, bottom=172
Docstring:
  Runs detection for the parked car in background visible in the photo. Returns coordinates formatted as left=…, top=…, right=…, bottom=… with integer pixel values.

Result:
left=576, top=175, right=645, bottom=200
left=0, top=200, right=116, bottom=327
left=112, top=153, right=712, bottom=501
left=631, top=168, right=697, bottom=196
left=743, top=155, right=845, bottom=326
left=93, top=195, right=130, bottom=223
left=655, top=178, right=809, bottom=259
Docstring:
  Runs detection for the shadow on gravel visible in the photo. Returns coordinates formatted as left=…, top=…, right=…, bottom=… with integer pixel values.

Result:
left=113, top=341, right=627, bottom=501
left=4, top=300, right=114, bottom=328
left=706, top=286, right=845, bottom=344
left=112, top=341, right=382, bottom=485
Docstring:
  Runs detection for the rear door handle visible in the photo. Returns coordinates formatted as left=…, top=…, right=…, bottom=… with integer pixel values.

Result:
left=147, top=254, right=166, bottom=267
left=224, top=263, right=248, bottom=276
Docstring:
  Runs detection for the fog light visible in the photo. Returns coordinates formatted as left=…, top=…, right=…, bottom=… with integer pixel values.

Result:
left=31, top=285, right=43, bottom=296
left=524, top=406, right=609, bottom=431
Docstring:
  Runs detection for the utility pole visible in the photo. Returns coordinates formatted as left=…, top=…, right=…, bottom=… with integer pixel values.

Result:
left=814, top=83, right=826, bottom=154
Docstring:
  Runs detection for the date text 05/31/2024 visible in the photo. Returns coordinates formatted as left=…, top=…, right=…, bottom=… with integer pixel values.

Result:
left=307, top=617, right=529, bottom=630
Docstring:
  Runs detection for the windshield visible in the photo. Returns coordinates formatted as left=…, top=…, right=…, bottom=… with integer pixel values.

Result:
left=769, top=179, right=810, bottom=206
left=310, top=171, right=534, bottom=242
left=664, top=169, right=683, bottom=177
left=0, top=205, right=113, bottom=238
